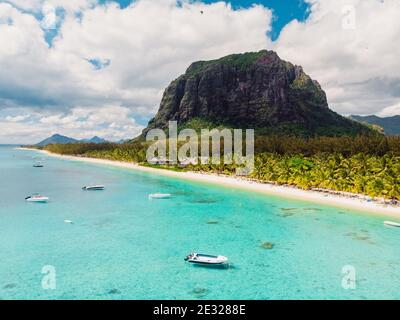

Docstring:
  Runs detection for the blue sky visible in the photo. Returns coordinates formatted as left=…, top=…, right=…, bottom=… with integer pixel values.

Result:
left=203, top=0, right=310, bottom=40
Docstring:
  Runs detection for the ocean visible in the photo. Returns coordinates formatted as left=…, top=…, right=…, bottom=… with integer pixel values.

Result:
left=1, top=145, right=399, bottom=299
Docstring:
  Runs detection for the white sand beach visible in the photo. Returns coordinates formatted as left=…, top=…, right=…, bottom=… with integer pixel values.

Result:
left=19, top=148, right=400, bottom=217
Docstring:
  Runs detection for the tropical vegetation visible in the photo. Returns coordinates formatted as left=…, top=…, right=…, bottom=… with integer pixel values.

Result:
left=38, top=135, right=400, bottom=201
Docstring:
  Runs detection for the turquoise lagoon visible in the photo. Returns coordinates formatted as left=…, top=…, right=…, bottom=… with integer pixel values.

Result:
left=0, top=145, right=399, bottom=300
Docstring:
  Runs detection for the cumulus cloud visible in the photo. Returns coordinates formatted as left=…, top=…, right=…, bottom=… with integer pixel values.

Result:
left=378, top=102, right=400, bottom=118
left=0, top=105, right=144, bottom=143
left=273, top=0, right=400, bottom=116
left=0, top=0, right=400, bottom=144
left=0, top=0, right=272, bottom=143
left=5, top=114, right=29, bottom=122
left=4, top=0, right=96, bottom=13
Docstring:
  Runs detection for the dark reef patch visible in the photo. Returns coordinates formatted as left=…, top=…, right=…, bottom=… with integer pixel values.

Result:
left=260, top=242, right=275, bottom=250
left=3, top=283, right=17, bottom=289
left=190, top=287, right=209, bottom=298
left=279, top=207, right=323, bottom=217
left=345, top=231, right=371, bottom=241
left=206, top=221, right=219, bottom=225
left=108, top=289, right=122, bottom=295
left=279, top=211, right=297, bottom=218
left=192, top=199, right=218, bottom=204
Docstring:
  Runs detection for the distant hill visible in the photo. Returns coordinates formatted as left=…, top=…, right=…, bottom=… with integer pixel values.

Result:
left=350, top=115, right=400, bottom=135
left=35, top=134, right=109, bottom=146
left=36, top=134, right=78, bottom=147
left=81, top=136, right=107, bottom=144
left=142, top=50, right=373, bottom=137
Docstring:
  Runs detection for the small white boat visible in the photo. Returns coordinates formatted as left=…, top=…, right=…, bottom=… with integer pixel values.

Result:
left=64, top=220, right=74, bottom=224
left=384, top=221, right=400, bottom=228
left=25, top=194, right=49, bottom=203
left=82, top=185, right=105, bottom=191
left=33, top=162, right=44, bottom=168
left=184, top=253, right=229, bottom=265
left=149, top=193, right=171, bottom=199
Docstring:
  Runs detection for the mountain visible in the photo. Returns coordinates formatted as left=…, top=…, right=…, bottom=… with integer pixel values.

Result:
left=35, top=134, right=109, bottom=146
left=350, top=115, right=400, bottom=135
left=81, top=136, right=107, bottom=144
left=36, top=134, right=78, bottom=147
left=142, top=50, right=372, bottom=137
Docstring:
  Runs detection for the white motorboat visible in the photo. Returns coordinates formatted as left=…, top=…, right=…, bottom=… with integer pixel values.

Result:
left=33, top=162, right=44, bottom=168
left=25, top=194, right=49, bottom=203
left=184, top=253, right=229, bottom=265
left=82, top=185, right=105, bottom=191
left=149, top=193, right=171, bottom=199
left=384, top=221, right=400, bottom=228
left=64, top=220, right=74, bottom=224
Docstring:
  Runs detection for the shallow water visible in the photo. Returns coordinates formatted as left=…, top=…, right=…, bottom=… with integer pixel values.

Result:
left=1, top=146, right=399, bottom=300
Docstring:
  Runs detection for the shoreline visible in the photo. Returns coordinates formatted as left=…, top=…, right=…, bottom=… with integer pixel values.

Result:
left=18, top=147, right=400, bottom=218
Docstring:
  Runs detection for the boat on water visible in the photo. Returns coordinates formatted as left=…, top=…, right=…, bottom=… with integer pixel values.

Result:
left=33, top=162, right=44, bottom=168
left=184, top=253, right=229, bottom=265
left=82, top=185, right=105, bottom=191
left=25, top=194, right=49, bottom=203
left=149, top=193, right=171, bottom=199
left=384, top=221, right=400, bottom=228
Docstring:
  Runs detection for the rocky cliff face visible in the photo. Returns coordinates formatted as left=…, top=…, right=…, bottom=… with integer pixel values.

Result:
left=143, top=50, right=370, bottom=136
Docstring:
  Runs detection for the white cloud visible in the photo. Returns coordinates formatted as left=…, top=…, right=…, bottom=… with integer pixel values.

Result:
left=3, top=0, right=44, bottom=11
left=5, top=114, right=29, bottom=122
left=1, top=0, right=400, bottom=144
left=0, top=105, right=144, bottom=143
left=4, top=0, right=96, bottom=13
left=0, top=0, right=272, bottom=143
left=273, top=0, right=400, bottom=116
left=378, top=102, right=400, bottom=118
